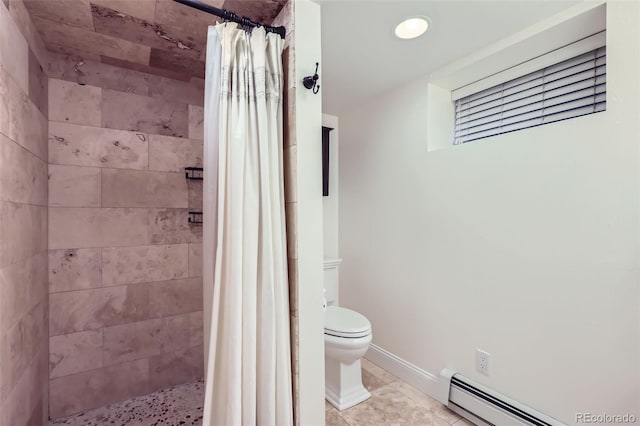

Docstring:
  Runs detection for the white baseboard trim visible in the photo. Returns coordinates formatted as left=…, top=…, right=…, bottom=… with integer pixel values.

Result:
left=364, top=344, right=449, bottom=405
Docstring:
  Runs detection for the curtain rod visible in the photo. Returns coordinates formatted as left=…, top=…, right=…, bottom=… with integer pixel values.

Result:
left=173, top=0, right=286, bottom=39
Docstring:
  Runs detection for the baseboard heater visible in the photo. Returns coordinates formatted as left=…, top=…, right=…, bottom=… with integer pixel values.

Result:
left=440, top=369, right=566, bottom=426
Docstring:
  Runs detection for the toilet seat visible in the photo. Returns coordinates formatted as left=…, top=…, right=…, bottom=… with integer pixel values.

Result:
left=324, top=306, right=371, bottom=338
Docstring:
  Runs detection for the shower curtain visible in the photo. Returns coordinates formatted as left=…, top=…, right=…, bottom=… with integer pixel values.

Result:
left=202, top=23, right=294, bottom=426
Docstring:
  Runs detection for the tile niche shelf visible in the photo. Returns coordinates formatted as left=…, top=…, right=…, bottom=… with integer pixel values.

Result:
left=185, top=167, right=203, bottom=225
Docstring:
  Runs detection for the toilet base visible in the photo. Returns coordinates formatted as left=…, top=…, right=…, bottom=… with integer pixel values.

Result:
left=325, top=383, right=371, bottom=411
left=325, top=357, right=371, bottom=411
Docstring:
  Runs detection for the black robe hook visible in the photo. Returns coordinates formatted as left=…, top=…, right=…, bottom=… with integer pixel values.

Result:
left=303, top=62, right=320, bottom=94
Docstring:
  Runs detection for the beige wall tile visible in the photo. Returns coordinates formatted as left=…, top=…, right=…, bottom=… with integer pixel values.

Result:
left=49, top=330, right=103, bottom=379
left=271, top=0, right=294, bottom=34
left=149, top=209, right=202, bottom=244
left=0, top=133, right=47, bottom=205
left=0, top=252, right=47, bottom=337
left=284, top=44, right=296, bottom=91
left=284, top=86, right=295, bottom=148
left=147, top=51, right=204, bottom=82
left=148, top=344, right=203, bottom=391
left=90, top=0, right=156, bottom=21
left=91, top=5, right=200, bottom=64
left=188, top=105, right=204, bottom=140
left=290, top=315, right=299, bottom=375
left=49, top=284, right=149, bottom=336
left=0, top=301, right=46, bottom=401
left=48, top=164, right=101, bottom=207
left=7, top=0, right=49, bottom=69
left=49, top=79, right=102, bottom=126
left=47, top=52, right=150, bottom=96
left=27, top=399, right=45, bottom=426
left=190, top=77, right=204, bottom=89
left=101, top=169, right=188, bottom=208
left=102, top=315, right=189, bottom=366
left=49, top=358, right=149, bottom=419
left=33, top=16, right=151, bottom=66
left=23, top=0, right=94, bottom=30
left=148, top=75, right=203, bottom=107
left=0, top=344, right=47, bottom=425
left=0, top=2, right=29, bottom=93
left=149, top=134, right=202, bottom=173
left=49, top=121, right=148, bottom=170
left=47, top=43, right=100, bottom=64
left=188, top=311, right=203, bottom=347
left=188, top=243, right=202, bottom=278
left=285, top=202, right=297, bottom=259
left=47, top=45, right=102, bottom=67
left=102, top=244, right=188, bottom=286
left=0, top=2, right=48, bottom=421
left=7, top=76, right=48, bottom=161
left=49, top=248, right=102, bottom=293
left=28, top=48, right=48, bottom=117
left=188, top=179, right=203, bottom=211
left=288, top=259, right=298, bottom=316
left=0, top=201, right=47, bottom=268
left=0, top=67, right=9, bottom=137
left=149, top=277, right=202, bottom=318
left=102, top=89, right=188, bottom=137
left=152, top=0, right=214, bottom=54
left=100, top=55, right=191, bottom=82
left=284, top=145, right=297, bottom=203
left=49, top=207, right=149, bottom=249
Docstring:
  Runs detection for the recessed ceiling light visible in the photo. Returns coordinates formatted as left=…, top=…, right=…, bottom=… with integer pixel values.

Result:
left=394, top=17, right=429, bottom=40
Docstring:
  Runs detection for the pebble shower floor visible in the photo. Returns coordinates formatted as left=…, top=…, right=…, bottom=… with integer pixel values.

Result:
left=49, top=381, right=205, bottom=426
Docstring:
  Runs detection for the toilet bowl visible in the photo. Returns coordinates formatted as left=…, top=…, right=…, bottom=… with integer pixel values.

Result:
left=324, top=305, right=372, bottom=410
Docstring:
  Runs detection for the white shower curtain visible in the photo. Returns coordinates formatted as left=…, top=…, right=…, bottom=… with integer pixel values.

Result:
left=202, top=23, right=293, bottom=426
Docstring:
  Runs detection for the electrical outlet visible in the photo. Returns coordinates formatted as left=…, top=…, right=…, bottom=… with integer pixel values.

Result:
left=476, top=349, right=490, bottom=375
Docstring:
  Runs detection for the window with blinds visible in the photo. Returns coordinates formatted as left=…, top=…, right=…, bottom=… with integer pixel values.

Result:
left=453, top=46, right=606, bottom=145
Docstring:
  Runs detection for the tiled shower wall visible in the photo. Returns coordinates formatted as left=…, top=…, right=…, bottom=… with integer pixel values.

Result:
left=0, top=0, right=49, bottom=424
left=45, top=53, right=205, bottom=419
left=272, top=1, right=300, bottom=424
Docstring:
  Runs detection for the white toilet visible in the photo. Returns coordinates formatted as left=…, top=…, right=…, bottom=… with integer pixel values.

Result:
left=323, top=258, right=372, bottom=410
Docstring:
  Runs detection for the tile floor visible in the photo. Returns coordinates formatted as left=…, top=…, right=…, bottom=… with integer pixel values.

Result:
left=49, top=359, right=474, bottom=426
left=326, top=359, right=474, bottom=426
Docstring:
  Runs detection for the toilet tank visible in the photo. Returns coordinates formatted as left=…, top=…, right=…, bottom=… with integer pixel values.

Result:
left=323, top=258, right=342, bottom=306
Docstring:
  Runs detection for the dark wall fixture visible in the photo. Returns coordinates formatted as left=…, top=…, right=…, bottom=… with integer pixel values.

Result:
left=184, top=167, right=203, bottom=225
left=188, top=211, right=203, bottom=225
left=322, top=126, right=333, bottom=197
left=185, top=167, right=203, bottom=180
left=303, top=62, right=320, bottom=94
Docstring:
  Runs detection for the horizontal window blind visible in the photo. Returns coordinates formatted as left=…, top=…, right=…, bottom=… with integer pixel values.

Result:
left=453, top=46, right=606, bottom=145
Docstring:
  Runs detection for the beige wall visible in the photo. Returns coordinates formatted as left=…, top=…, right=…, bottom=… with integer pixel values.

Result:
left=339, top=2, right=639, bottom=424
left=0, top=0, right=49, bottom=424
left=46, top=53, right=205, bottom=419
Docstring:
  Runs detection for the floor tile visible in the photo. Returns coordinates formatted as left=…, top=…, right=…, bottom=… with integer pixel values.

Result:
left=453, top=418, right=476, bottom=426
left=391, top=381, right=461, bottom=424
left=339, top=381, right=452, bottom=426
left=362, top=358, right=397, bottom=392
left=326, top=401, right=351, bottom=426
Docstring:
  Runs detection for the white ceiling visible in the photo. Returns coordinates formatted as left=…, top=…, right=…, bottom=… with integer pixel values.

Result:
left=319, top=0, right=580, bottom=115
